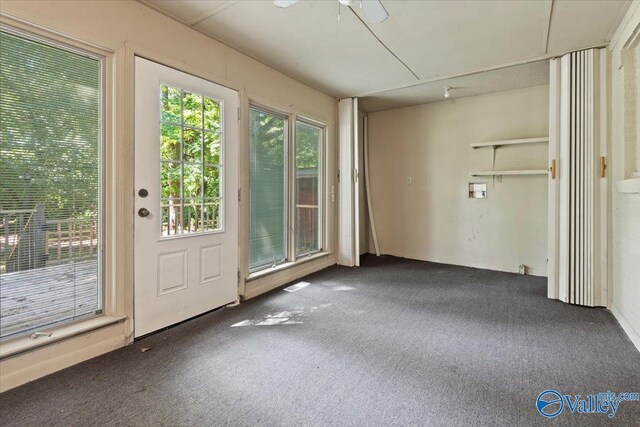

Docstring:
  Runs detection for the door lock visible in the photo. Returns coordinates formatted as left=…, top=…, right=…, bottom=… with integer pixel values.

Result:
left=138, top=207, right=150, bottom=218
left=138, top=188, right=149, bottom=197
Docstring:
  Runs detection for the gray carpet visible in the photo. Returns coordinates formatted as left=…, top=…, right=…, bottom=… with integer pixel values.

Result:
left=1, top=255, right=639, bottom=426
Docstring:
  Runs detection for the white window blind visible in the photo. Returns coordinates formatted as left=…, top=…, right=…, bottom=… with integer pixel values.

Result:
left=249, top=107, right=287, bottom=271
left=0, top=30, right=102, bottom=340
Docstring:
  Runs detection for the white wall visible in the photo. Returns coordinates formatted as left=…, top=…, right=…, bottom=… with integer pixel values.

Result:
left=367, top=85, right=549, bottom=276
left=609, top=2, right=640, bottom=351
left=0, top=0, right=337, bottom=391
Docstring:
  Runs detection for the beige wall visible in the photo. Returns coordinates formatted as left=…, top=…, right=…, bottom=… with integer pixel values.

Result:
left=367, top=85, right=549, bottom=276
left=0, top=0, right=337, bottom=391
left=609, top=2, right=640, bottom=350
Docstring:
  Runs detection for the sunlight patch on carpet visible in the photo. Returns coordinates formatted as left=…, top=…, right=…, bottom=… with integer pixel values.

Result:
left=231, top=306, right=320, bottom=327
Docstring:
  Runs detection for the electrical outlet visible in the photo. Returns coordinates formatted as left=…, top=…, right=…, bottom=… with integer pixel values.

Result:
left=469, top=183, right=487, bottom=199
left=407, top=176, right=412, bottom=184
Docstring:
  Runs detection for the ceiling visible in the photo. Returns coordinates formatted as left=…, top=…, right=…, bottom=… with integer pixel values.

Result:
left=360, top=60, right=550, bottom=112
left=141, top=0, right=630, bottom=111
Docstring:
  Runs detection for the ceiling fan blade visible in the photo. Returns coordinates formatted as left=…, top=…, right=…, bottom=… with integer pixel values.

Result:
left=273, top=0, right=299, bottom=8
left=362, top=0, right=389, bottom=24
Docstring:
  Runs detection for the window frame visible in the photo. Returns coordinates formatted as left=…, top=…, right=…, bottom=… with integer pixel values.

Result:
left=292, top=118, right=324, bottom=259
left=248, top=103, right=290, bottom=272
left=622, top=43, right=640, bottom=178
left=0, top=25, right=106, bottom=341
left=248, top=101, right=327, bottom=274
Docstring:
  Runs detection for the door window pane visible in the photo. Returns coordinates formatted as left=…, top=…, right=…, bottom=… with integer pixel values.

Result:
left=204, top=132, right=220, bottom=165
left=183, top=128, right=202, bottom=162
left=204, top=166, right=220, bottom=199
left=295, top=122, right=322, bottom=256
left=160, top=123, right=181, bottom=161
left=160, top=85, right=181, bottom=123
left=204, top=98, right=221, bottom=132
left=249, top=107, right=287, bottom=271
left=182, top=92, right=203, bottom=128
left=159, top=84, right=222, bottom=236
left=0, top=30, right=102, bottom=340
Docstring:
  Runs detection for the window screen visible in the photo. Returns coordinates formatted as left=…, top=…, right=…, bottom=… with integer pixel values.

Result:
left=0, top=30, right=102, bottom=340
left=249, top=107, right=287, bottom=271
left=295, top=122, right=322, bottom=256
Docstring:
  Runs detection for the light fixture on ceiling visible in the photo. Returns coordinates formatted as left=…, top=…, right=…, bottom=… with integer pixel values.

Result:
left=444, top=86, right=452, bottom=99
left=338, top=0, right=365, bottom=8
left=338, top=0, right=356, bottom=21
left=274, top=0, right=388, bottom=24
left=274, top=0, right=299, bottom=7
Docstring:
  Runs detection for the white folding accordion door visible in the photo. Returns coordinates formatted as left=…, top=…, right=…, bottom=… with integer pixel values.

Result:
left=337, top=98, right=360, bottom=267
left=549, top=48, right=608, bottom=307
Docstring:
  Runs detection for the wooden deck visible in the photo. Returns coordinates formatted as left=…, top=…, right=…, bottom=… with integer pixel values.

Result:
left=0, top=259, right=100, bottom=340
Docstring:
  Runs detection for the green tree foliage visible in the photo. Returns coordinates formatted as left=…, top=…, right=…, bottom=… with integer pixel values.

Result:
left=0, top=31, right=99, bottom=220
left=295, top=122, right=321, bottom=254
left=295, top=122, right=320, bottom=170
left=160, top=85, right=221, bottom=233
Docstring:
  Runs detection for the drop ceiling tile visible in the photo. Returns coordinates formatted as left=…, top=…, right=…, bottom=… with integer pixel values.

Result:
left=143, top=1, right=234, bottom=25
left=352, top=0, right=549, bottom=81
left=361, top=61, right=550, bottom=112
left=141, top=0, right=630, bottom=108
left=193, top=0, right=418, bottom=96
left=547, top=0, right=630, bottom=54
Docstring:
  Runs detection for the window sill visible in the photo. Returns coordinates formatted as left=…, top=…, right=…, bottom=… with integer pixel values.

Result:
left=616, top=177, right=640, bottom=194
left=246, top=251, right=333, bottom=282
left=0, top=315, right=127, bottom=360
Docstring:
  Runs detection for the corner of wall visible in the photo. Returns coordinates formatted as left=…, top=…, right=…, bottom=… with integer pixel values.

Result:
left=611, top=304, right=640, bottom=352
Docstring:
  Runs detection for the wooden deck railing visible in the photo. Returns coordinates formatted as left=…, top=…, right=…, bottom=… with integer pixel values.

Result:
left=45, top=218, right=98, bottom=264
left=1, top=204, right=314, bottom=272
left=0, top=207, right=97, bottom=273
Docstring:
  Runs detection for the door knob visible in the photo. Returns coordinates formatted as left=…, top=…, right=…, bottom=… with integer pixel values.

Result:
left=138, top=208, right=150, bottom=218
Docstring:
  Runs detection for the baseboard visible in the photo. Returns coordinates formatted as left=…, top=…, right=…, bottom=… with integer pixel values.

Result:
left=611, top=305, right=640, bottom=353
left=399, top=252, right=548, bottom=278
left=243, top=256, right=335, bottom=300
left=0, top=323, right=129, bottom=392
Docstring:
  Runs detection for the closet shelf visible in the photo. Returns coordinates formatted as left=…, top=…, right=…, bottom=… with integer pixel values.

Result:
left=470, top=169, right=549, bottom=177
left=471, top=137, right=548, bottom=149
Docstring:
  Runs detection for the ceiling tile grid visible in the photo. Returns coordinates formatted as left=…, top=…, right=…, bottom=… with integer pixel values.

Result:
left=140, top=0, right=630, bottom=109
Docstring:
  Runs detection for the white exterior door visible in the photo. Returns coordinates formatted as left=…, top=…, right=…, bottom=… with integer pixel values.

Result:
left=134, top=57, right=238, bottom=337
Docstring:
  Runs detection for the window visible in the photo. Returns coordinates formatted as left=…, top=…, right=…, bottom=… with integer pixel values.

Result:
left=160, top=85, right=223, bottom=236
left=248, top=105, right=324, bottom=273
left=249, top=107, right=287, bottom=271
left=0, top=29, right=103, bottom=340
left=295, top=121, right=323, bottom=256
